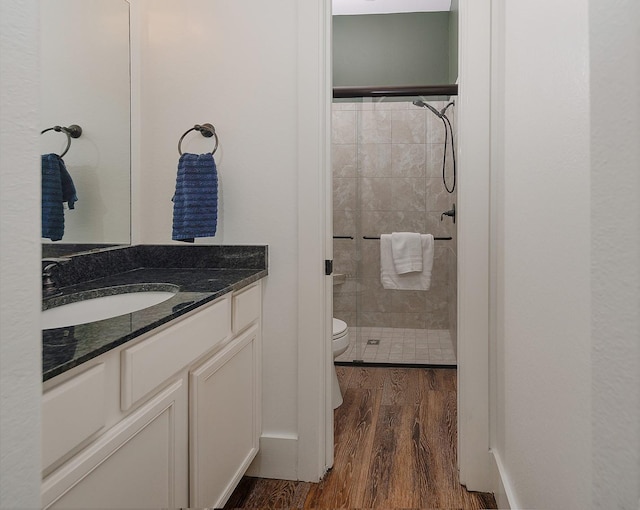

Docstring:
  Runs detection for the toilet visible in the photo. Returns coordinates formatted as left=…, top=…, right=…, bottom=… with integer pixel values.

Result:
left=332, top=318, right=350, bottom=409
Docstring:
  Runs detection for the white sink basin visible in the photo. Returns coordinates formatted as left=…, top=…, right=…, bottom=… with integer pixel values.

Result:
left=43, top=286, right=178, bottom=329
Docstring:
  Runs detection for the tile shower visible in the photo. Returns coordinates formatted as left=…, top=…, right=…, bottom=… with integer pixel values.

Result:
left=332, top=98, right=457, bottom=365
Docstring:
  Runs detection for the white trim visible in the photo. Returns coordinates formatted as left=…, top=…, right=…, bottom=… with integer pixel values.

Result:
left=489, top=0, right=506, bottom=502
left=491, top=450, right=519, bottom=510
left=245, top=434, right=299, bottom=481
left=324, top=0, right=335, bottom=472
left=456, top=0, right=492, bottom=490
left=296, top=0, right=332, bottom=483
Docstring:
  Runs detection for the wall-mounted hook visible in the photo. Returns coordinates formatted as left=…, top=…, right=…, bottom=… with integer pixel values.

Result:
left=441, top=203, right=456, bottom=224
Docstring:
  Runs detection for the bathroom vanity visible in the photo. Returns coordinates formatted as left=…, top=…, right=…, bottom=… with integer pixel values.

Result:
left=40, top=245, right=267, bottom=509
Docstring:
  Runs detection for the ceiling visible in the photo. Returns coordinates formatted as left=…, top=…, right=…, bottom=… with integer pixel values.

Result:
left=332, top=0, right=452, bottom=16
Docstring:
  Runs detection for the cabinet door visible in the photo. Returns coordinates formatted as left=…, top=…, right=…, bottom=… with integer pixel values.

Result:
left=42, top=379, right=188, bottom=509
left=190, top=325, right=261, bottom=508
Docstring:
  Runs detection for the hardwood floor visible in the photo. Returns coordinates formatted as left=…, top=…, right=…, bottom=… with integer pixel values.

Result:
left=224, top=366, right=497, bottom=509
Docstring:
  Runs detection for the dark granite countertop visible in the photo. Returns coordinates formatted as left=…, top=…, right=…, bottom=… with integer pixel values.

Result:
left=43, top=245, right=268, bottom=382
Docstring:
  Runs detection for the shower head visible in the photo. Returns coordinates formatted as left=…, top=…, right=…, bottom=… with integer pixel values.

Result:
left=412, top=100, right=444, bottom=118
left=413, top=100, right=456, bottom=118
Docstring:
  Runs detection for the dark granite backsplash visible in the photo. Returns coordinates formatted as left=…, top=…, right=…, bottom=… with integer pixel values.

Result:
left=46, top=244, right=268, bottom=290
left=42, top=243, right=120, bottom=258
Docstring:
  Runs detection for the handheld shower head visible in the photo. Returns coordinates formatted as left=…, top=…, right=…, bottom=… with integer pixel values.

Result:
left=412, top=100, right=443, bottom=118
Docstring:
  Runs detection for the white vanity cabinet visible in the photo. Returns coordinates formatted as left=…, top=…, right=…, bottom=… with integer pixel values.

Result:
left=41, top=281, right=262, bottom=510
left=190, top=283, right=262, bottom=508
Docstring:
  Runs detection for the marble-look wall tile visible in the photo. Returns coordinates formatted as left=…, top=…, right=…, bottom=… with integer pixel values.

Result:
left=360, top=240, right=381, bottom=277
left=331, top=99, right=458, bottom=334
left=392, top=144, right=426, bottom=178
left=332, top=101, right=359, bottom=111
left=360, top=178, right=394, bottom=211
left=333, top=177, right=357, bottom=211
left=334, top=310, right=356, bottom=326
left=358, top=311, right=390, bottom=328
left=332, top=144, right=357, bottom=178
left=360, top=99, right=401, bottom=111
left=392, top=109, right=426, bottom=144
left=391, top=312, right=426, bottom=329
left=358, top=144, right=392, bottom=177
left=358, top=110, right=392, bottom=144
left=427, top=143, right=445, bottom=178
left=359, top=278, right=393, bottom=312
left=333, top=239, right=357, bottom=278
left=391, top=289, right=427, bottom=313
left=427, top=110, right=447, bottom=144
left=333, top=209, right=356, bottom=238
left=391, top=178, right=426, bottom=211
left=426, top=177, right=454, bottom=212
left=332, top=110, right=357, bottom=144
left=333, top=278, right=357, bottom=313
left=360, top=211, right=427, bottom=237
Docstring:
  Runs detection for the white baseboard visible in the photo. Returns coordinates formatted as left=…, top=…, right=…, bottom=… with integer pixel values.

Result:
left=245, top=433, right=298, bottom=480
left=491, top=449, right=519, bottom=509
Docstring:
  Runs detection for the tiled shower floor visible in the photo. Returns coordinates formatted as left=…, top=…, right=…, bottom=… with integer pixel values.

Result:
left=335, top=327, right=456, bottom=366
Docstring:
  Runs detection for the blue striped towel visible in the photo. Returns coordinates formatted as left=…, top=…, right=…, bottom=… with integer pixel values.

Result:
left=42, top=154, right=78, bottom=241
left=172, top=153, right=218, bottom=242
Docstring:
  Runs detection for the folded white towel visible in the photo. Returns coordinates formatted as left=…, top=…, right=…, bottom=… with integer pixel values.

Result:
left=391, top=232, right=423, bottom=274
left=380, top=233, right=434, bottom=290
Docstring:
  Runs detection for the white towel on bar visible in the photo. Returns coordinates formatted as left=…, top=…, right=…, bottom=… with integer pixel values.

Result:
left=380, top=233, right=434, bottom=290
left=391, top=232, right=423, bottom=274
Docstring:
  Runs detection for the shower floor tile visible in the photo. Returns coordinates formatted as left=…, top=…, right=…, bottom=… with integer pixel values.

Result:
left=335, top=327, right=456, bottom=366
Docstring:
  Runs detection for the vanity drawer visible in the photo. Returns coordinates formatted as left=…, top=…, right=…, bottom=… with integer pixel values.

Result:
left=42, top=363, right=107, bottom=471
left=232, top=283, right=261, bottom=334
left=121, top=296, right=231, bottom=410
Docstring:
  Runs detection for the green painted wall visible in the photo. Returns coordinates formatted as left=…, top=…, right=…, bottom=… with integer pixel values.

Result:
left=333, top=12, right=452, bottom=87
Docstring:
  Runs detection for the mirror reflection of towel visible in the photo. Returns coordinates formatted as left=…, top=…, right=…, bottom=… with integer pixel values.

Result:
left=172, top=153, right=218, bottom=242
left=41, top=153, right=78, bottom=241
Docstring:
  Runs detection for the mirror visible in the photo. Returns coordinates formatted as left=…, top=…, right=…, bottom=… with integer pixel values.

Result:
left=40, top=0, right=131, bottom=249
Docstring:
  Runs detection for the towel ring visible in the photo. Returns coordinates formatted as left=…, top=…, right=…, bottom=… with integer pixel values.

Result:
left=178, top=123, right=219, bottom=156
left=40, top=124, right=83, bottom=158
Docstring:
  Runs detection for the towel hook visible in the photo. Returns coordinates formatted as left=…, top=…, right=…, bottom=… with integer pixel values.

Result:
left=178, top=123, right=219, bottom=156
left=40, top=124, right=83, bottom=158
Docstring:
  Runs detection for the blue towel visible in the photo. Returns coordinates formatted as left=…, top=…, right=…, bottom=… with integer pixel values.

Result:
left=172, top=153, right=218, bottom=242
left=42, top=154, right=78, bottom=241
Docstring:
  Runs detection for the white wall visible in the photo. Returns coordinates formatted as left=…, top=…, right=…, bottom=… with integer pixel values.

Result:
left=589, top=0, right=640, bottom=507
left=134, top=0, right=304, bottom=478
left=492, top=0, right=592, bottom=508
left=0, top=0, right=43, bottom=508
left=491, top=0, right=640, bottom=508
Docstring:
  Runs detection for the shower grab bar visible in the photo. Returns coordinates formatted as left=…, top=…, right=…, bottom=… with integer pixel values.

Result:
left=40, top=124, right=83, bottom=158
left=363, top=235, right=452, bottom=241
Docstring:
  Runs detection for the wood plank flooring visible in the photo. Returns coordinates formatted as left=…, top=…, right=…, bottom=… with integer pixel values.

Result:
left=224, top=366, right=497, bottom=509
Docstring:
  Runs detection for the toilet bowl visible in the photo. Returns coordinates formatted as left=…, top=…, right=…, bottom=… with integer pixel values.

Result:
left=332, top=318, right=350, bottom=409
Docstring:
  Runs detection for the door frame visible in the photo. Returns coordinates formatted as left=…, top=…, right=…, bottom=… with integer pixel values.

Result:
left=456, top=0, right=493, bottom=491
left=296, top=0, right=495, bottom=490
left=296, top=0, right=334, bottom=482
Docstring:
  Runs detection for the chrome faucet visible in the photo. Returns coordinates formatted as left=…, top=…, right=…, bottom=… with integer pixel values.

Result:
left=42, top=258, right=68, bottom=298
